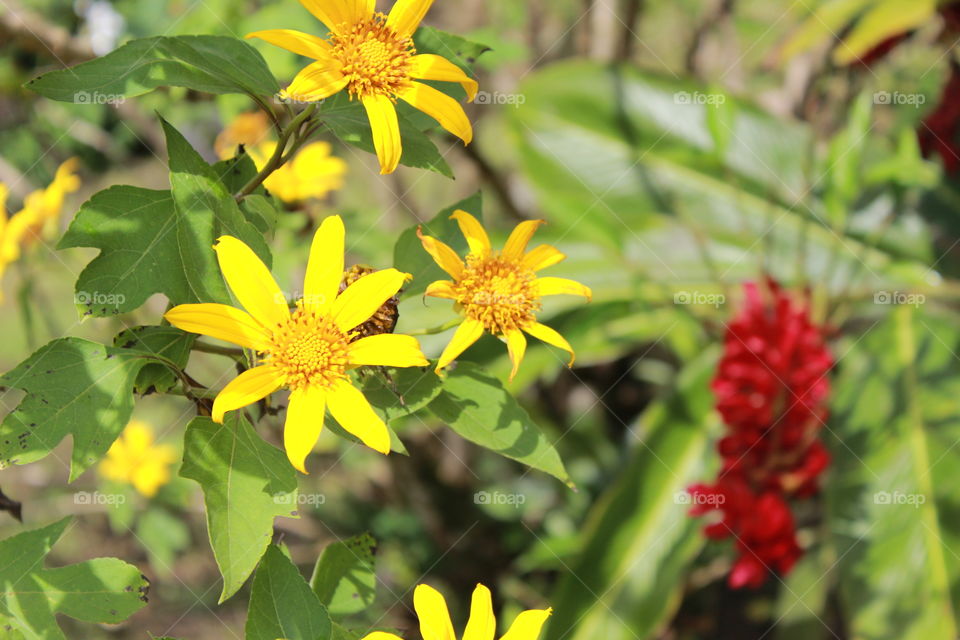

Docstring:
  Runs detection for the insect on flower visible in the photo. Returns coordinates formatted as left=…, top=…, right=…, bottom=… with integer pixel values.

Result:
left=164, top=215, right=429, bottom=473
left=419, top=210, right=591, bottom=380
left=247, top=0, right=478, bottom=174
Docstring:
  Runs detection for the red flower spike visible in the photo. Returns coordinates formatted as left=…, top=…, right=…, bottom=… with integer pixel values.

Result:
left=689, top=279, right=832, bottom=588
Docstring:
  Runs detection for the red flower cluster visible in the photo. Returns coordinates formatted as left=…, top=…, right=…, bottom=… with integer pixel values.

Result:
left=689, top=279, right=833, bottom=589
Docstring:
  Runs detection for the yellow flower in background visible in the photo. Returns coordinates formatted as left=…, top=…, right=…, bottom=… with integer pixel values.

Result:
left=214, top=111, right=272, bottom=159
left=251, top=141, right=347, bottom=203
left=419, top=210, right=592, bottom=380
left=217, top=113, right=347, bottom=203
left=247, top=0, right=478, bottom=174
left=361, top=583, right=552, bottom=640
left=164, top=215, right=429, bottom=473
left=0, top=159, right=80, bottom=293
left=99, top=420, right=177, bottom=498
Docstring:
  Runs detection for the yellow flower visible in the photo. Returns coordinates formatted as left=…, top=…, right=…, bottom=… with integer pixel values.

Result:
left=0, top=159, right=80, bottom=293
left=164, top=215, right=429, bottom=473
left=362, top=583, right=551, bottom=640
left=251, top=141, right=348, bottom=203
left=419, top=210, right=592, bottom=380
left=99, top=420, right=177, bottom=498
left=215, top=111, right=272, bottom=159
left=247, top=0, right=478, bottom=174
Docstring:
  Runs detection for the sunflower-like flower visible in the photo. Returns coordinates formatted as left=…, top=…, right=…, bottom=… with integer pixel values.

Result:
left=99, top=420, right=177, bottom=498
left=246, top=0, right=478, bottom=174
left=164, top=215, right=429, bottom=472
left=418, top=210, right=592, bottom=380
left=362, top=583, right=551, bottom=640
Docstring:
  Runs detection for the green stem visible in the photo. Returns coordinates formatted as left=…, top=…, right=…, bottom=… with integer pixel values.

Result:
left=234, top=103, right=317, bottom=201
left=192, top=340, right=245, bottom=359
left=407, top=318, right=462, bottom=336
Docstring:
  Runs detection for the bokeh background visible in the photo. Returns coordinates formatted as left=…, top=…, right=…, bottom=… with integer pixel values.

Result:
left=2, top=0, right=960, bottom=638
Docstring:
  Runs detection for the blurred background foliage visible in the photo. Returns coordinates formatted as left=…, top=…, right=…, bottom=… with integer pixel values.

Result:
left=1, top=0, right=960, bottom=638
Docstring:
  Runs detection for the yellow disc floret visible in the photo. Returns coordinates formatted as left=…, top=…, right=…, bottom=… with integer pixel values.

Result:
left=266, top=306, right=350, bottom=390
left=454, top=254, right=541, bottom=335
left=330, top=13, right=414, bottom=99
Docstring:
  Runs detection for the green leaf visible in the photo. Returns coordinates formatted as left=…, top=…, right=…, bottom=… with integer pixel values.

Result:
left=833, top=0, right=937, bottom=65
left=180, top=415, right=299, bottom=603
left=0, top=517, right=149, bottom=640
left=113, top=325, right=195, bottom=394
left=393, top=193, right=482, bottom=299
left=163, top=117, right=273, bottom=287
left=0, top=338, right=150, bottom=481
left=413, top=26, right=491, bottom=74
left=543, top=350, right=720, bottom=640
left=26, top=35, right=278, bottom=101
left=320, top=94, right=454, bottom=178
left=428, top=362, right=572, bottom=486
left=511, top=61, right=931, bottom=289
left=361, top=367, right=444, bottom=423
left=247, top=545, right=332, bottom=640
left=59, top=120, right=272, bottom=318
left=309, top=533, right=377, bottom=618
left=827, top=306, right=960, bottom=639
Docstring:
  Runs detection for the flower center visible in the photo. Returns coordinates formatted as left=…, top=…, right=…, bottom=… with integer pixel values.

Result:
left=454, top=254, right=541, bottom=335
left=266, top=307, right=350, bottom=390
left=330, top=13, right=414, bottom=99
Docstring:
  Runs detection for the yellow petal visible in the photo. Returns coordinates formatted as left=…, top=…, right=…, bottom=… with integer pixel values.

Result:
left=331, top=268, right=410, bottom=333
left=524, top=322, right=575, bottom=366
left=362, top=94, right=402, bottom=174
left=399, top=82, right=472, bottom=144
left=463, top=584, right=495, bottom=640
left=245, top=29, right=333, bottom=59
left=387, top=0, right=435, bottom=38
left=298, top=0, right=374, bottom=34
left=425, top=280, right=458, bottom=300
left=436, top=318, right=484, bottom=372
left=326, top=380, right=390, bottom=454
left=534, top=277, right=592, bottom=301
left=500, top=608, right=552, bottom=640
left=413, top=584, right=456, bottom=640
left=522, top=244, right=566, bottom=271
left=503, top=219, right=545, bottom=258
left=505, top=329, right=526, bottom=381
left=284, top=60, right=348, bottom=103
left=211, top=365, right=285, bottom=423
left=450, top=209, right=489, bottom=256
left=360, top=634, right=405, bottom=640
left=417, top=228, right=464, bottom=279
left=164, top=303, right=271, bottom=351
left=284, top=385, right=327, bottom=474
left=408, top=54, right=479, bottom=101
left=214, top=236, right=290, bottom=329
left=303, top=215, right=345, bottom=314
left=348, top=334, right=429, bottom=368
